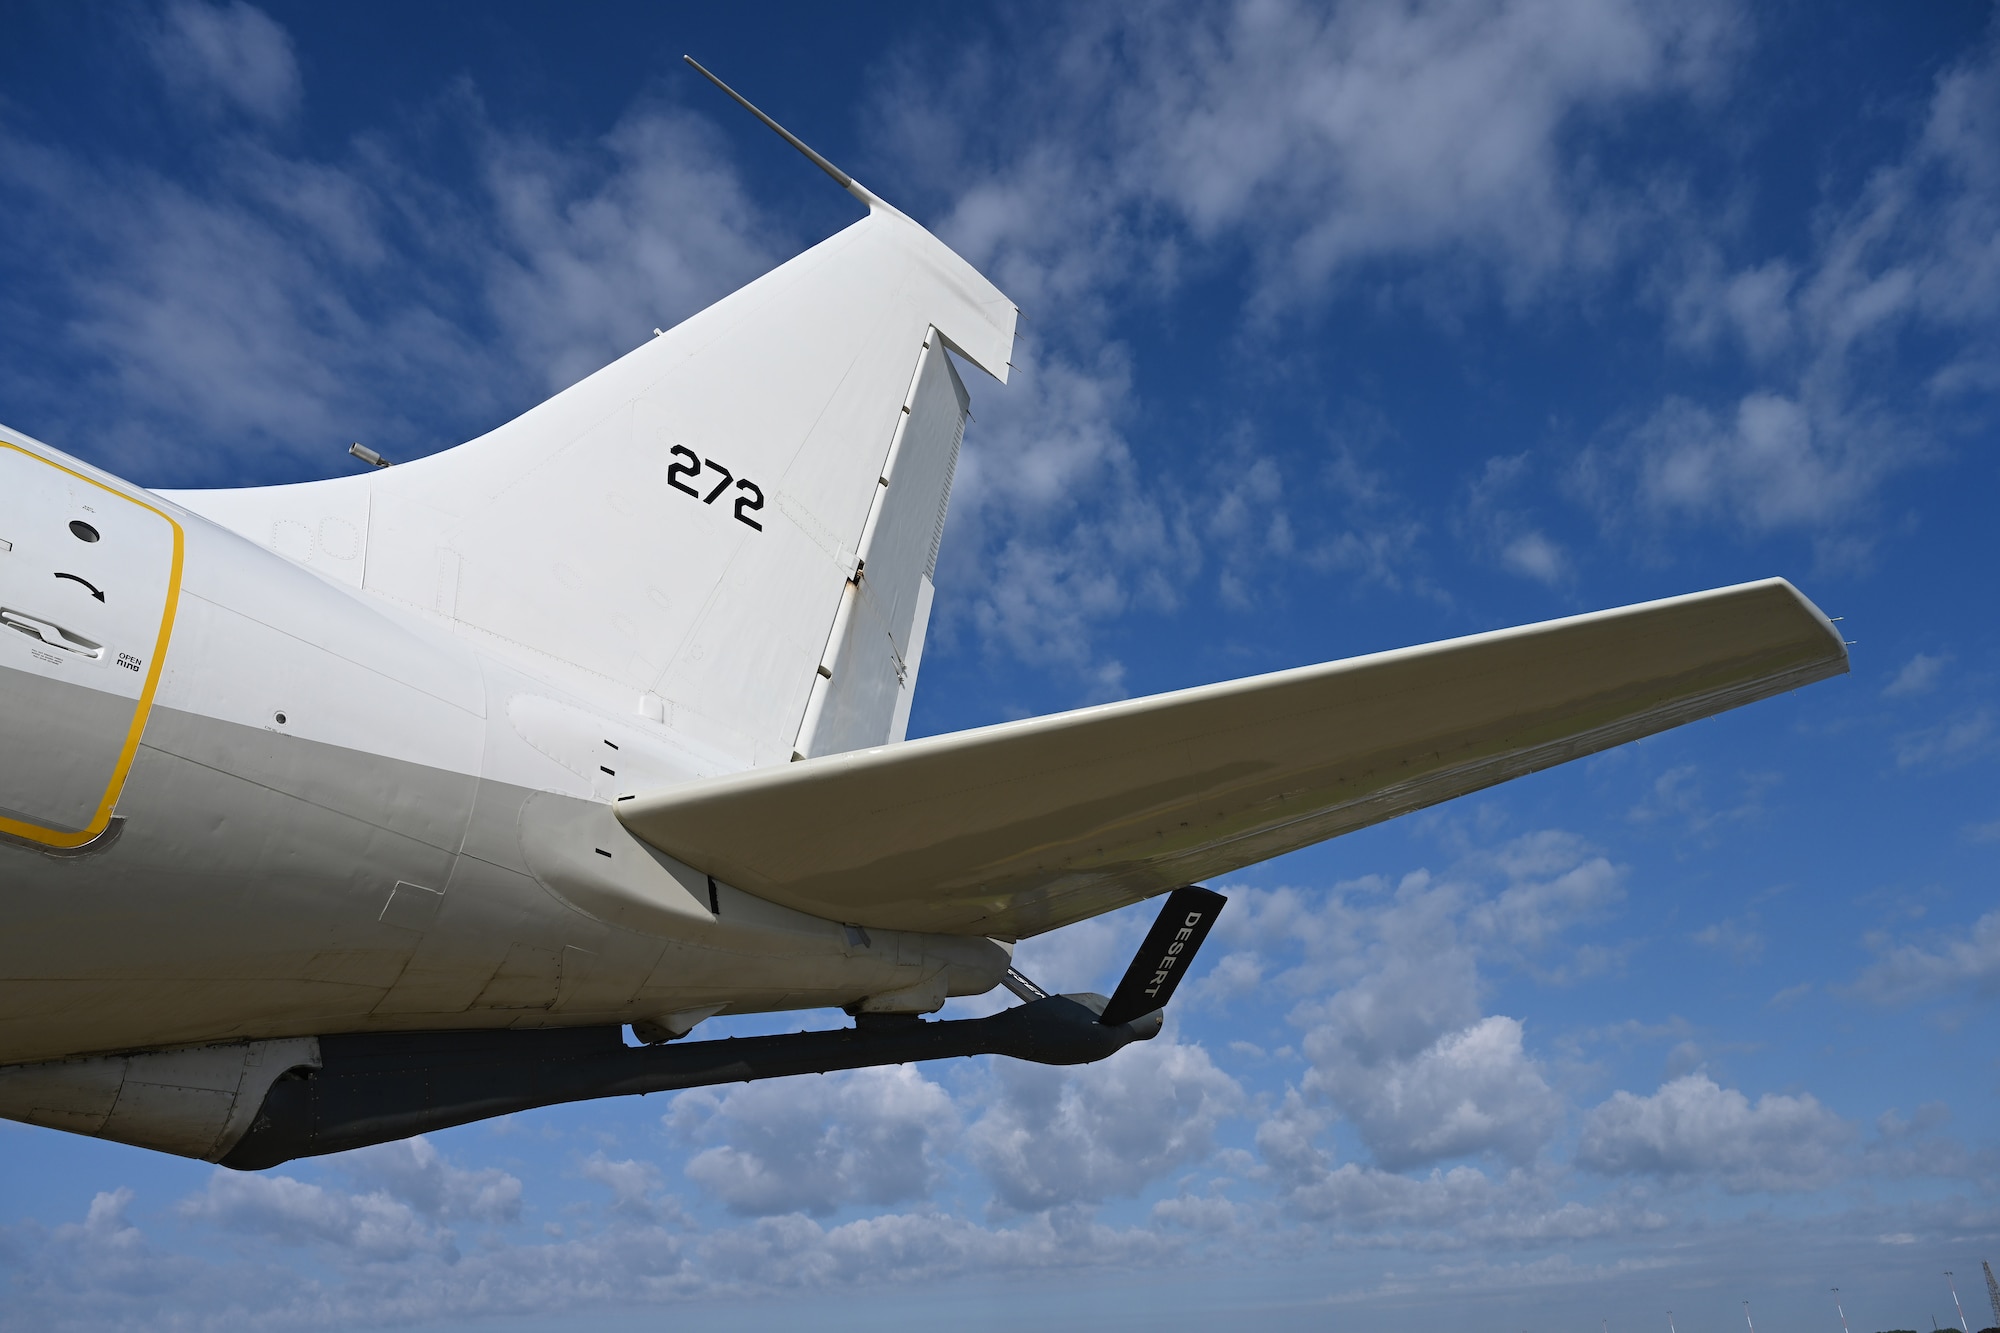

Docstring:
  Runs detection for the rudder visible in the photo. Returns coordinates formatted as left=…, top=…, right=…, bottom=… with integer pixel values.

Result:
left=793, top=331, right=969, bottom=759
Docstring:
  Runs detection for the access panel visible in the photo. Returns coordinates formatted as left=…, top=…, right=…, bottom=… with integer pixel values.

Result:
left=0, top=440, right=182, bottom=846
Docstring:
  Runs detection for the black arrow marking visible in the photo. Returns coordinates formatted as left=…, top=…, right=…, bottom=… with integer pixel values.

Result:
left=54, top=572, right=105, bottom=602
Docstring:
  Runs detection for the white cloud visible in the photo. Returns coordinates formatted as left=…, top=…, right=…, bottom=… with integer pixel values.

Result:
left=1893, top=707, right=1993, bottom=768
left=875, top=0, right=1753, bottom=682
left=916, top=8, right=2000, bottom=678
left=1204, top=832, right=1615, bottom=1170
left=69, top=1187, right=141, bottom=1249
left=0, top=58, right=780, bottom=486
left=1192, top=879, right=1386, bottom=1012
left=936, top=343, right=1188, bottom=692
left=1831, top=40, right=2000, bottom=380
left=336, top=1135, right=523, bottom=1222
left=902, top=0, right=1742, bottom=314
left=1288, top=1161, right=1653, bottom=1245
left=692, top=1206, right=1176, bottom=1290
left=1768, top=981, right=1814, bottom=1008
left=1589, top=35, right=2000, bottom=544
left=666, top=1064, right=958, bottom=1217
left=1625, top=762, right=1771, bottom=834
left=1616, top=390, right=1901, bottom=533
left=62, top=1162, right=1158, bottom=1322
left=1883, top=651, right=1948, bottom=698
left=1462, top=454, right=1571, bottom=584
left=1668, top=256, right=1799, bottom=361
left=1149, top=1192, right=1241, bottom=1233
left=148, top=0, right=302, bottom=124
left=1276, top=878, right=1563, bottom=1169
left=1305, top=1013, right=1563, bottom=1170
left=578, top=1154, right=685, bottom=1225
left=1576, top=1073, right=1852, bottom=1190
left=965, top=1036, right=1242, bottom=1211
left=1852, top=907, right=2000, bottom=1005
left=1860, top=1103, right=1970, bottom=1181
left=1464, top=830, right=1625, bottom=953
left=178, top=1169, right=459, bottom=1261
left=1690, top=915, right=1764, bottom=963
left=1255, top=1092, right=1656, bottom=1244
left=1499, top=531, right=1568, bottom=583
left=478, top=108, right=783, bottom=395
left=1254, top=1087, right=1339, bottom=1191
left=1286, top=875, right=1488, bottom=1069
left=8, top=1187, right=275, bottom=1329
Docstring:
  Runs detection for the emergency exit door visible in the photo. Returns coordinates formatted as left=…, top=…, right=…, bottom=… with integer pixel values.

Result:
left=0, top=440, right=182, bottom=847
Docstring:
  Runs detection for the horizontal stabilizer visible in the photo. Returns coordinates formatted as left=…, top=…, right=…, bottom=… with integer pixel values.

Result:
left=615, top=578, right=1847, bottom=938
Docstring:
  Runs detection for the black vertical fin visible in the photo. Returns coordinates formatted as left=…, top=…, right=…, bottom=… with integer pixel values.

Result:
left=1098, top=886, right=1227, bottom=1027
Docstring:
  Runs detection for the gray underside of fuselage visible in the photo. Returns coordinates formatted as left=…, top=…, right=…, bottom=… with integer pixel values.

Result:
left=0, top=687, right=954, bottom=1068
left=0, top=665, right=138, bottom=833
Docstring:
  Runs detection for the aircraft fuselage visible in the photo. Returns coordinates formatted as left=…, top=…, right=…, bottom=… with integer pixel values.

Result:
left=0, top=435, right=1005, bottom=1070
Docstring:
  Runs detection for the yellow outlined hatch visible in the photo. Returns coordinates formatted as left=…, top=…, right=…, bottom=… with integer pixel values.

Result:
left=0, top=440, right=184, bottom=848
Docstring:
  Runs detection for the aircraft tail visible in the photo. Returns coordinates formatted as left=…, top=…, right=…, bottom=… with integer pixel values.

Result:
left=168, top=202, right=1014, bottom=767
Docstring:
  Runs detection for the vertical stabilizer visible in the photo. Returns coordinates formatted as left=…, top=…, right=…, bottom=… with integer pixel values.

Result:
left=165, top=202, right=1014, bottom=768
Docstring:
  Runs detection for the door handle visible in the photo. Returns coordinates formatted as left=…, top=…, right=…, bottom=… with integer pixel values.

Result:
left=1, top=607, right=103, bottom=657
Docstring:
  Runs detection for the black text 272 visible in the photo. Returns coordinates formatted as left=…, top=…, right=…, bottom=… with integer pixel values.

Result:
left=667, top=446, right=764, bottom=531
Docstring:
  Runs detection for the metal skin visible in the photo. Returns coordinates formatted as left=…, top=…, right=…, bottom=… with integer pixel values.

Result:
left=0, top=434, right=1010, bottom=1159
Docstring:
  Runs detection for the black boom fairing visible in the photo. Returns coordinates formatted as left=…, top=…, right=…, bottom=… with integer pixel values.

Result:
left=223, top=888, right=1228, bottom=1171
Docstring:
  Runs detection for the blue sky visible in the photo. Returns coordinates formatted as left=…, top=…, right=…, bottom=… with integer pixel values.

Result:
left=2, top=2, right=1998, bottom=1330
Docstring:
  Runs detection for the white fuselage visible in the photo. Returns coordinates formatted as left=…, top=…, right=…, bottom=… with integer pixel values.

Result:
left=0, top=433, right=1003, bottom=1068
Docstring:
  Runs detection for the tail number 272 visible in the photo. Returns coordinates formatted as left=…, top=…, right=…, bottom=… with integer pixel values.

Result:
left=667, top=446, right=764, bottom=531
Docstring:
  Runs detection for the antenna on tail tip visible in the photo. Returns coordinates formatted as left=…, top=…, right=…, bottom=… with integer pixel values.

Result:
left=683, top=55, right=876, bottom=207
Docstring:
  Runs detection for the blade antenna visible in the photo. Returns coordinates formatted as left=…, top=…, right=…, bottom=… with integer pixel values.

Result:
left=683, top=55, right=876, bottom=208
